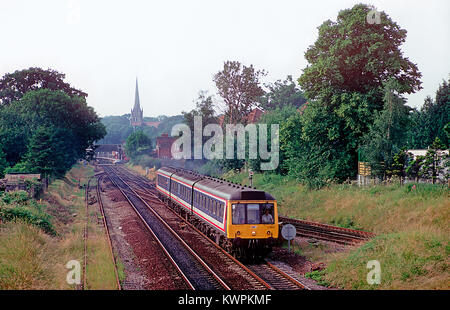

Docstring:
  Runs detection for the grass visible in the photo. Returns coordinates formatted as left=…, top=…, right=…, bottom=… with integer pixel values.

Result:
left=0, top=221, right=54, bottom=289
left=0, top=163, right=118, bottom=290
left=126, top=163, right=157, bottom=181
left=224, top=170, right=450, bottom=289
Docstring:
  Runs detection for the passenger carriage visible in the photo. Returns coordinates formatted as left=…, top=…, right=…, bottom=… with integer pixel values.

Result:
left=156, top=166, right=279, bottom=258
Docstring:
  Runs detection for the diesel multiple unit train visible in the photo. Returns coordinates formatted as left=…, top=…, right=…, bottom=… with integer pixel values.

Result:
left=156, top=166, right=279, bottom=258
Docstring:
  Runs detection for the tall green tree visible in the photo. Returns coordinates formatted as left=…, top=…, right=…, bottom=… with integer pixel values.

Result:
left=182, top=90, right=218, bottom=134
left=0, top=67, right=87, bottom=106
left=214, top=60, right=266, bottom=125
left=359, top=80, right=411, bottom=175
left=182, top=90, right=218, bottom=164
left=407, top=78, right=450, bottom=148
left=124, top=130, right=152, bottom=159
left=298, top=4, right=422, bottom=101
left=248, top=105, right=298, bottom=174
left=259, top=75, right=307, bottom=110
left=293, top=4, right=422, bottom=184
left=0, top=89, right=105, bottom=173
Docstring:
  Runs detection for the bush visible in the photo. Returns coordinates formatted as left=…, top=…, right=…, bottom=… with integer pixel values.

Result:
left=0, top=207, right=56, bottom=235
left=1, top=191, right=30, bottom=204
left=131, top=155, right=162, bottom=170
left=304, top=270, right=331, bottom=287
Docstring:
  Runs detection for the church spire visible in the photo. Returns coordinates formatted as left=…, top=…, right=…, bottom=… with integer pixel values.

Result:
left=130, top=77, right=143, bottom=128
left=134, top=77, right=141, bottom=111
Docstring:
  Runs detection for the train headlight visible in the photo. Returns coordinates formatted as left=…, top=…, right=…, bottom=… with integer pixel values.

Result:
left=252, top=231, right=256, bottom=236
left=236, top=231, right=240, bottom=236
left=267, top=231, right=271, bottom=235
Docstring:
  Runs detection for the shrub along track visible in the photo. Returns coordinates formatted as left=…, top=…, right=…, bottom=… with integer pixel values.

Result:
left=108, top=165, right=311, bottom=290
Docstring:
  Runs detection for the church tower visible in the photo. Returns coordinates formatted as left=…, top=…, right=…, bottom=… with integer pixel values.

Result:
left=130, top=78, right=143, bottom=128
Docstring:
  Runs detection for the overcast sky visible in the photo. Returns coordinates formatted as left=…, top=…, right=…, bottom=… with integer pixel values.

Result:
left=1, top=0, right=449, bottom=117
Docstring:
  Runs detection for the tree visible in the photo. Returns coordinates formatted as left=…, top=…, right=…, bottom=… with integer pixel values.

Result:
left=7, top=126, right=77, bottom=177
left=418, top=137, right=448, bottom=184
left=385, top=149, right=408, bottom=183
left=293, top=4, right=422, bottom=183
left=406, top=154, right=423, bottom=183
left=182, top=90, right=218, bottom=134
left=298, top=4, right=422, bottom=102
left=0, top=146, right=7, bottom=178
left=359, top=80, right=411, bottom=176
left=407, top=78, right=450, bottom=148
left=124, top=130, right=152, bottom=159
left=182, top=90, right=219, bottom=163
left=248, top=105, right=298, bottom=174
left=0, top=89, right=105, bottom=173
left=214, top=61, right=266, bottom=125
left=259, top=75, right=307, bottom=110
left=0, top=67, right=87, bottom=106
left=98, top=115, right=134, bottom=144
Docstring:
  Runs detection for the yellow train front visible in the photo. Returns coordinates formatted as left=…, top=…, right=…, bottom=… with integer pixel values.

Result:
left=156, top=166, right=278, bottom=259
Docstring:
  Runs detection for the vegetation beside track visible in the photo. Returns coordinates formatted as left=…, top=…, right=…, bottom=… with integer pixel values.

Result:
left=0, top=164, right=117, bottom=289
left=126, top=162, right=157, bottom=182
left=224, top=170, right=449, bottom=289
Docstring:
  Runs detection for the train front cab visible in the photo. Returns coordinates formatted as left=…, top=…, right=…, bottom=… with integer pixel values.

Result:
left=226, top=200, right=278, bottom=258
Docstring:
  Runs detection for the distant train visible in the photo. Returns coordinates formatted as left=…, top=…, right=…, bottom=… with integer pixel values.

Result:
left=156, top=166, right=279, bottom=258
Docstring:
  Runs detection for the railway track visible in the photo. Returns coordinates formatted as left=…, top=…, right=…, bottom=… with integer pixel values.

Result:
left=83, top=179, right=89, bottom=290
left=279, top=216, right=375, bottom=245
left=83, top=176, right=122, bottom=290
left=106, top=165, right=311, bottom=290
left=103, top=166, right=230, bottom=290
left=247, top=261, right=309, bottom=290
left=95, top=174, right=122, bottom=290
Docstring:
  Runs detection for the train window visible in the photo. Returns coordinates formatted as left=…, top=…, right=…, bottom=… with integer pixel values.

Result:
left=232, top=204, right=246, bottom=224
left=262, top=204, right=274, bottom=224
left=247, top=204, right=260, bottom=224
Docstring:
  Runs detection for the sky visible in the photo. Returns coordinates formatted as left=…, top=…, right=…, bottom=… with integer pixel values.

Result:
left=1, top=0, right=449, bottom=117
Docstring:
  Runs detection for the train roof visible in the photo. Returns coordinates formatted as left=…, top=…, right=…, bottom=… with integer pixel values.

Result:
left=157, top=166, right=275, bottom=201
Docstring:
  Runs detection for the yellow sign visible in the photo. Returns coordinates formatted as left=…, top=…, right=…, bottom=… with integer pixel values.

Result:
left=358, top=162, right=371, bottom=176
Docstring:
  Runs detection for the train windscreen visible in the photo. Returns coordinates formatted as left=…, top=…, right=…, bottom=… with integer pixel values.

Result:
left=232, top=203, right=274, bottom=224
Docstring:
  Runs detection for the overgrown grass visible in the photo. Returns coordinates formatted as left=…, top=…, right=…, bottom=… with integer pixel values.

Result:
left=126, top=162, right=157, bottom=181
left=223, top=170, right=450, bottom=289
left=0, top=163, right=118, bottom=289
left=0, top=221, right=54, bottom=289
